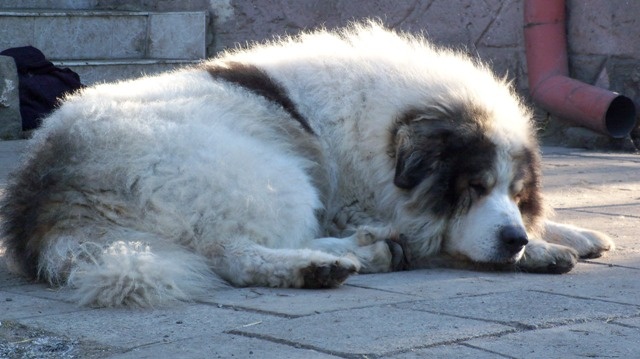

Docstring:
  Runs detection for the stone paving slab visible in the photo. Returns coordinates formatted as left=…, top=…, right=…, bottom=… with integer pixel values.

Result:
left=348, top=262, right=640, bottom=306
left=207, top=285, right=418, bottom=317
left=388, top=343, right=501, bottom=359
left=17, top=303, right=269, bottom=349
left=0, top=140, right=639, bottom=358
left=0, top=290, right=89, bottom=320
left=463, top=320, right=640, bottom=358
left=347, top=268, right=526, bottom=299
left=232, top=306, right=513, bottom=357
left=396, top=290, right=639, bottom=329
left=516, top=266, right=640, bottom=306
left=111, top=333, right=341, bottom=359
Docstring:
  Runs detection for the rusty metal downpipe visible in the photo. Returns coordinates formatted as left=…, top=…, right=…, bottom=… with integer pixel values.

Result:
left=524, top=0, right=637, bottom=138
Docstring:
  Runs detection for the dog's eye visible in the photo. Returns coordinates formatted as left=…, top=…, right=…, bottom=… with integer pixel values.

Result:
left=513, top=192, right=523, bottom=204
left=511, top=180, right=524, bottom=203
left=469, top=181, right=487, bottom=195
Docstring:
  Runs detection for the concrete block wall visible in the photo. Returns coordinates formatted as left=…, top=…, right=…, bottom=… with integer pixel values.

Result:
left=0, top=11, right=205, bottom=61
left=2, top=0, right=638, bottom=101
left=212, top=1, right=639, bottom=103
left=0, top=4, right=208, bottom=84
left=208, top=0, right=639, bottom=148
left=0, top=56, right=21, bottom=140
left=568, top=0, right=640, bottom=108
left=0, top=0, right=638, bottom=146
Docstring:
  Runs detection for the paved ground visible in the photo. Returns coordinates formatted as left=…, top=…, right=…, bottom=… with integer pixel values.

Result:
left=0, top=139, right=638, bottom=359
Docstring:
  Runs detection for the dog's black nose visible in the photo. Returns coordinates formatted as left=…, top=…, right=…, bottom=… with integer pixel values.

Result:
left=500, top=225, right=529, bottom=255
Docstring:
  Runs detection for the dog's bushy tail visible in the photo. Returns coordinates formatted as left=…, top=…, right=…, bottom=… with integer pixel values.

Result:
left=38, top=232, right=225, bottom=307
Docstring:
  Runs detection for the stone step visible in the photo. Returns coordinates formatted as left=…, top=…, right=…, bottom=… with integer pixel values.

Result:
left=0, top=10, right=207, bottom=61
left=54, top=59, right=200, bottom=85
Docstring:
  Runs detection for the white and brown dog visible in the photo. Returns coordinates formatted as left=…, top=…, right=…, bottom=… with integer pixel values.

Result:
left=0, top=22, right=613, bottom=307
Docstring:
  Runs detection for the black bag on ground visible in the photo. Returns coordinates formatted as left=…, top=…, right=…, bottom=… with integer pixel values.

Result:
left=1, top=46, right=84, bottom=131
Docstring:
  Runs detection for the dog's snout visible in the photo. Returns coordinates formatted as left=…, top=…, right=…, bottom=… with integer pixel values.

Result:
left=500, top=225, right=528, bottom=255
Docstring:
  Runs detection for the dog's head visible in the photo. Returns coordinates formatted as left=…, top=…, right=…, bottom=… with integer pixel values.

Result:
left=390, top=105, right=544, bottom=265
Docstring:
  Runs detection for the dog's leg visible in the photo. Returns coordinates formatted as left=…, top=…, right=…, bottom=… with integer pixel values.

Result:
left=37, top=228, right=220, bottom=307
left=516, top=238, right=578, bottom=274
left=206, top=239, right=360, bottom=289
left=542, top=220, right=614, bottom=259
left=308, top=226, right=407, bottom=274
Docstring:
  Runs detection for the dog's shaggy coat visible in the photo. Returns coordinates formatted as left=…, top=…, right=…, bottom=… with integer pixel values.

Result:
left=0, top=22, right=614, bottom=307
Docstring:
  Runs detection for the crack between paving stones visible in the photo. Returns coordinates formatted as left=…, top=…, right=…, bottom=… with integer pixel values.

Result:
left=573, top=209, right=640, bottom=219
left=373, top=328, right=519, bottom=358
left=227, top=325, right=525, bottom=359
left=196, top=302, right=300, bottom=319
left=549, top=153, right=640, bottom=164
left=530, top=289, right=640, bottom=307
left=202, top=298, right=430, bottom=320
left=0, top=308, right=93, bottom=322
left=392, top=298, right=639, bottom=333
left=580, top=260, right=640, bottom=271
left=117, top=338, right=177, bottom=355
left=223, top=329, right=363, bottom=359
left=556, top=207, right=640, bottom=219
left=459, top=342, right=519, bottom=359
left=344, top=283, right=513, bottom=300
left=343, top=283, right=424, bottom=297
left=1, top=286, right=82, bottom=305
left=608, top=318, right=640, bottom=329
left=393, top=305, right=537, bottom=331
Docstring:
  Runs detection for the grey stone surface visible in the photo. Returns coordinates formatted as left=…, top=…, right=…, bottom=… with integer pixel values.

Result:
left=0, top=138, right=25, bottom=185
left=0, top=143, right=639, bottom=358
left=112, top=333, right=340, bottom=359
left=0, top=0, right=95, bottom=9
left=0, top=9, right=207, bottom=85
left=149, top=12, right=206, bottom=59
left=464, top=321, right=640, bottom=358
left=0, top=291, right=89, bottom=320
left=18, top=302, right=269, bottom=348
left=388, top=344, right=505, bottom=359
left=0, top=11, right=206, bottom=61
left=396, top=290, right=639, bottom=328
left=233, top=306, right=512, bottom=357
left=0, top=320, right=118, bottom=359
left=54, top=59, right=197, bottom=85
left=208, top=285, right=417, bottom=317
left=567, top=0, right=640, bottom=57
left=0, top=56, right=21, bottom=140
left=3, top=0, right=640, bottom=145
left=32, top=14, right=147, bottom=60
left=1, top=1, right=639, bottom=89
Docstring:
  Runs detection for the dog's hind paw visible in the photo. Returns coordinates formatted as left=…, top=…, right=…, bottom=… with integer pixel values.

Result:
left=300, top=257, right=359, bottom=288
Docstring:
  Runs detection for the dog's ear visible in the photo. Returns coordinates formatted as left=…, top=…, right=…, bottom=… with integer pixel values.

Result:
left=392, top=117, right=452, bottom=190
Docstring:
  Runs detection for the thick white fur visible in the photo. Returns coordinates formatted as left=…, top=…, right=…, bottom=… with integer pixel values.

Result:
left=9, top=22, right=613, bottom=307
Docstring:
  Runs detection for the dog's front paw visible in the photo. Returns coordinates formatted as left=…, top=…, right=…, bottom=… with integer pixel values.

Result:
left=544, top=221, right=615, bottom=259
left=517, top=238, right=578, bottom=274
left=300, top=256, right=359, bottom=288
left=353, top=232, right=409, bottom=273
left=575, top=228, right=615, bottom=259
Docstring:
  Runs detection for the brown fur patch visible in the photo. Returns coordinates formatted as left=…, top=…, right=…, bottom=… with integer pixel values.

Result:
left=204, top=61, right=314, bottom=135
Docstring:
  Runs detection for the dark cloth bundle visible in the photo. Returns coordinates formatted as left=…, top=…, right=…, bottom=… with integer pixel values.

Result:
left=1, top=46, right=84, bottom=130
